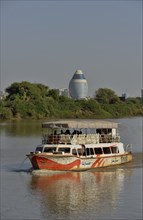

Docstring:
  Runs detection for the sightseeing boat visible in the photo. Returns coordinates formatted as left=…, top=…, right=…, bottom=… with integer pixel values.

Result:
left=26, top=120, right=132, bottom=171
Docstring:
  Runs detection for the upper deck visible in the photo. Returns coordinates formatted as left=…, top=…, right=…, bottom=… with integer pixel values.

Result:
left=41, top=120, right=120, bottom=145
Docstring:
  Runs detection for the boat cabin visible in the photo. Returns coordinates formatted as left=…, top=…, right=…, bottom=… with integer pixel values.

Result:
left=34, top=144, right=120, bottom=157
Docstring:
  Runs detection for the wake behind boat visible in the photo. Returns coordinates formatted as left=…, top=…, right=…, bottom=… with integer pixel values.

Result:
left=26, top=120, right=132, bottom=171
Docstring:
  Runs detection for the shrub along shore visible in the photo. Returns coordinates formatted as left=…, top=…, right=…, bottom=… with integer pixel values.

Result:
left=0, top=81, right=143, bottom=120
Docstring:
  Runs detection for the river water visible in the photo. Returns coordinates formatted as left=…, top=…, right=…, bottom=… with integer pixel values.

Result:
left=0, top=117, right=142, bottom=220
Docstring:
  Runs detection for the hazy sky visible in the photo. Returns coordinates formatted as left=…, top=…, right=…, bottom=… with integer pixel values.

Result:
left=1, top=0, right=142, bottom=97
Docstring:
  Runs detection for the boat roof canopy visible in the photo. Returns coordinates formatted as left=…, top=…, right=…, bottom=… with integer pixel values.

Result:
left=42, top=120, right=118, bottom=129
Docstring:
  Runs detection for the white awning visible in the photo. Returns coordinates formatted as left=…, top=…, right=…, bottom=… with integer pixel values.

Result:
left=42, top=119, right=118, bottom=129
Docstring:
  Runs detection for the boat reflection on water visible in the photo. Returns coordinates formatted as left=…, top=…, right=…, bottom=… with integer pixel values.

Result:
left=29, top=168, right=132, bottom=219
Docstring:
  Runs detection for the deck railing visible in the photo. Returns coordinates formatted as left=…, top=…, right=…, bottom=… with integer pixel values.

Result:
left=42, top=133, right=120, bottom=144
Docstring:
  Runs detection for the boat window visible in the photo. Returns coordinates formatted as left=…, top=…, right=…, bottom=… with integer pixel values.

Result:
left=44, top=147, right=56, bottom=153
left=90, top=148, right=94, bottom=155
left=86, top=148, right=89, bottom=156
left=86, top=148, right=94, bottom=156
left=111, top=146, right=119, bottom=153
left=72, top=149, right=77, bottom=155
left=58, top=147, right=71, bottom=153
left=103, top=147, right=111, bottom=154
left=97, top=129, right=112, bottom=134
left=35, top=147, right=43, bottom=153
left=77, top=149, right=82, bottom=156
left=94, top=148, right=102, bottom=154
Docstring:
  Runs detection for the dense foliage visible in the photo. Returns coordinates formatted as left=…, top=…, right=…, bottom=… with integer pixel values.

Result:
left=95, top=88, right=120, bottom=104
left=0, top=81, right=143, bottom=120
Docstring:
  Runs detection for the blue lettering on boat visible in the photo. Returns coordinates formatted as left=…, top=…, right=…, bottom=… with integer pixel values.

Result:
left=82, top=161, right=91, bottom=166
left=111, top=159, right=118, bottom=163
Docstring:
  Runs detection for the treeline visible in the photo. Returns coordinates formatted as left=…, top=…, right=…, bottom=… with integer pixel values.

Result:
left=0, top=81, right=143, bottom=120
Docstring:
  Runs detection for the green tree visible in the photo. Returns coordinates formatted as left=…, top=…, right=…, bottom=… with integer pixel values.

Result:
left=48, top=89, right=59, bottom=101
left=6, top=81, right=49, bottom=102
left=5, top=81, right=50, bottom=118
left=95, top=88, right=120, bottom=104
left=0, top=100, right=12, bottom=119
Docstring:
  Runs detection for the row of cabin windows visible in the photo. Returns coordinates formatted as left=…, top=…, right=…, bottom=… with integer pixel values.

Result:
left=36, top=146, right=119, bottom=155
left=73, top=147, right=118, bottom=156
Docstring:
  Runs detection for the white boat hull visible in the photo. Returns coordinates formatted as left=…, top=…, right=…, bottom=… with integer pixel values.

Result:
left=27, top=152, right=132, bottom=171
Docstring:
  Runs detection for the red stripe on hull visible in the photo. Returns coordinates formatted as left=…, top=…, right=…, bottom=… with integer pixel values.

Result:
left=91, top=157, right=103, bottom=168
left=31, top=156, right=81, bottom=170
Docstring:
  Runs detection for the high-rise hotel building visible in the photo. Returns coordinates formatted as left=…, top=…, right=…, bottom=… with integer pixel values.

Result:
left=69, top=70, right=88, bottom=100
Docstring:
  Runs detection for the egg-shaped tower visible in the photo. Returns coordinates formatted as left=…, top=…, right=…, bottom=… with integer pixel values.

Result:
left=69, top=69, right=88, bottom=100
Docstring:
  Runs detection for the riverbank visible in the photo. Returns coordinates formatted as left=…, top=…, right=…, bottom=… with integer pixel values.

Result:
left=1, top=81, right=143, bottom=120
left=0, top=100, right=143, bottom=120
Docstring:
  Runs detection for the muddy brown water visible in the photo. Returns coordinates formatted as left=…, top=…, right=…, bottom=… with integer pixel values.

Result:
left=1, top=117, right=142, bottom=220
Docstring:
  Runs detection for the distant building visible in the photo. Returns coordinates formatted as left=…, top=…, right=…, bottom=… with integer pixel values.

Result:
left=58, top=88, right=69, bottom=97
left=119, top=93, right=127, bottom=102
left=122, top=93, right=127, bottom=99
left=69, top=69, right=88, bottom=100
left=55, top=88, right=69, bottom=97
left=0, top=91, right=8, bottom=100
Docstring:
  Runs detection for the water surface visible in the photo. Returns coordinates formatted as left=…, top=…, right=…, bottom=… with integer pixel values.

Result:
left=0, top=117, right=142, bottom=220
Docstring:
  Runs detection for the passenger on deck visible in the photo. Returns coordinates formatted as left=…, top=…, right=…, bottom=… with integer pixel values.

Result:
left=65, top=129, right=71, bottom=135
left=61, top=130, right=64, bottom=134
left=53, top=130, right=60, bottom=143
left=72, top=130, right=80, bottom=135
